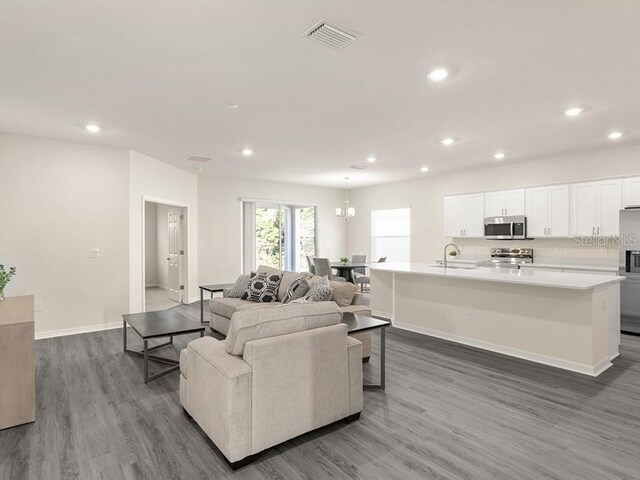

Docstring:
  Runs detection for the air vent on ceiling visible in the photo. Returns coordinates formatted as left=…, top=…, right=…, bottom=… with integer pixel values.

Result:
left=185, top=155, right=212, bottom=163
left=350, top=165, right=367, bottom=170
left=305, top=20, right=359, bottom=50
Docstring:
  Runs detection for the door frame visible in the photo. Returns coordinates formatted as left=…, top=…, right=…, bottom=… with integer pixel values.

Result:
left=141, top=195, right=189, bottom=312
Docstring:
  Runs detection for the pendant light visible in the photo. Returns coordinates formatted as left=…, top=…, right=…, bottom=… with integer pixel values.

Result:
left=336, top=177, right=355, bottom=220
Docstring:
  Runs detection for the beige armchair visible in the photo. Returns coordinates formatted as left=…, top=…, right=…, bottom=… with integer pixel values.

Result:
left=180, top=302, right=363, bottom=469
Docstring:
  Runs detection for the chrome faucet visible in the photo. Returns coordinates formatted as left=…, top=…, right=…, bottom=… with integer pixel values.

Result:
left=443, top=243, right=460, bottom=269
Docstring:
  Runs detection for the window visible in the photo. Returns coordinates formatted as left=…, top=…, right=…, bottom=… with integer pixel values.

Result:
left=371, top=208, right=410, bottom=262
left=242, top=201, right=317, bottom=272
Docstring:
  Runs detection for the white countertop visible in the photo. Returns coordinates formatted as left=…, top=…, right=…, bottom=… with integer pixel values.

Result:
left=435, top=257, right=619, bottom=273
left=371, top=262, right=625, bottom=291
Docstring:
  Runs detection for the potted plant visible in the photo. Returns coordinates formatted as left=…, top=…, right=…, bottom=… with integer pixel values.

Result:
left=0, top=265, right=16, bottom=301
left=448, top=250, right=459, bottom=257
left=339, top=257, right=350, bottom=265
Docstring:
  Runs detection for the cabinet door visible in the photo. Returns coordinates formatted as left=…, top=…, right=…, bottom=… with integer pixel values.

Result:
left=623, top=177, right=640, bottom=208
left=484, top=191, right=505, bottom=217
left=444, top=195, right=465, bottom=237
left=547, top=185, right=570, bottom=237
left=525, top=187, right=548, bottom=237
left=503, top=189, right=525, bottom=216
left=571, top=182, right=598, bottom=236
left=464, top=193, right=485, bottom=237
left=597, top=180, right=622, bottom=236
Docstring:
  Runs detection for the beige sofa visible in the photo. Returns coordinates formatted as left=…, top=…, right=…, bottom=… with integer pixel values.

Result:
left=209, top=267, right=372, bottom=360
left=180, top=302, right=363, bottom=468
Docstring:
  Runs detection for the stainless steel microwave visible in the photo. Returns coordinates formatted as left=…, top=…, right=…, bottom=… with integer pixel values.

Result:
left=484, top=215, right=527, bottom=240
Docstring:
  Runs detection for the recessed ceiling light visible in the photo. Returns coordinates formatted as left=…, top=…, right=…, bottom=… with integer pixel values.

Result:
left=366, top=156, right=377, bottom=163
left=225, top=103, right=239, bottom=109
left=420, top=166, right=429, bottom=173
left=441, top=137, right=455, bottom=146
left=85, top=124, right=101, bottom=133
left=565, top=107, right=583, bottom=117
left=242, top=148, right=254, bottom=156
left=494, top=152, right=505, bottom=160
left=427, top=68, right=449, bottom=82
left=608, top=131, right=624, bottom=140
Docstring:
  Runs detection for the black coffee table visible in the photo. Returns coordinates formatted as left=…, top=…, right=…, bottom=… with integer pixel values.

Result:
left=342, top=313, right=391, bottom=391
left=123, top=308, right=205, bottom=383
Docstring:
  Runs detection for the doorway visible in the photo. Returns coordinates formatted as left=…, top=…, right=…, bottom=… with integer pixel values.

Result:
left=144, top=201, right=187, bottom=312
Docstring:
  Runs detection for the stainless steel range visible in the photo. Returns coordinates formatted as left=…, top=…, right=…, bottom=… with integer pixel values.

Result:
left=477, top=248, right=534, bottom=269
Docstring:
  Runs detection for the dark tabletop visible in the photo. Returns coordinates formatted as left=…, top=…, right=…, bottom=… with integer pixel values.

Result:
left=200, top=283, right=235, bottom=292
left=123, top=307, right=205, bottom=339
left=341, top=313, right=391, bottom=333
left=331, top=263, right=368, bottom=269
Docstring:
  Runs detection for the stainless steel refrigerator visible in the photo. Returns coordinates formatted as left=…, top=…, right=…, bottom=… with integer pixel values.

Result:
left=620, top=208, right=640, bottom=335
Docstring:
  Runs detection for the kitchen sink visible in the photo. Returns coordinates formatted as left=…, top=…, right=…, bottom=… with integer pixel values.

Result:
left=429, top=264, right=480, bottom=270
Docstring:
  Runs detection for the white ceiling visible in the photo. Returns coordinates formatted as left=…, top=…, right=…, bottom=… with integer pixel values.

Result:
left=2, top=0, right=640, bottom=187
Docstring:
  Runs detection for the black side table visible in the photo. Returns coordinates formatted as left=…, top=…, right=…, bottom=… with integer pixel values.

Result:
left=199, top=283, right=234, bottom=324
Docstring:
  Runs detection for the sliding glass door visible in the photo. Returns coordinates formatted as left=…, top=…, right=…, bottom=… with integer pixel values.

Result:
left=243, top=201, right=317, bottom=273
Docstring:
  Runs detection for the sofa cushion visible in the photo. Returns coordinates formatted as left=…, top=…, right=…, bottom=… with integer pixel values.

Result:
left=210, top=298, right=256, bottom=319
left=339, top=305, right=372, bottom=316
left=241, top=272, right=282, bottom=303
left=225, top=302, right=342, bottom=355
left=330, top=281, right=357, bottom=307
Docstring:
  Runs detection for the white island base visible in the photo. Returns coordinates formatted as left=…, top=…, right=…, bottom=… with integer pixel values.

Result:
left=371, top=264, right=622, bottom=376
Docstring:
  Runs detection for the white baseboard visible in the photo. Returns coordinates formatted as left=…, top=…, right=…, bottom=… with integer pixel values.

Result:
left=393, top=321, right=612, bottom=377
left=157, top=284, right=169, bottom=291
left=35, top=321, right=122, bottom=340
left=145, top=283, right=159, bottom=288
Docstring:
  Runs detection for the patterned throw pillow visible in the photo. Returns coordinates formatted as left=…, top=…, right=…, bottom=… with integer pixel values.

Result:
left=228, top=273, right=255, bottom=298
left=282, top=277, right=311, bottom=304
left=304, top=282, right=333, bottom=302
left=241, top=273, right=282, bottom=302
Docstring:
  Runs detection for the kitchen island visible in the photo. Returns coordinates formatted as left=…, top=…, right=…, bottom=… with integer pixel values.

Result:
left=370, top=262, right=624, bottom=376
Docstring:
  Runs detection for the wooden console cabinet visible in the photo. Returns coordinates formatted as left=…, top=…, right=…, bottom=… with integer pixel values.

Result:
left=0, top=295, right=35, bottom=429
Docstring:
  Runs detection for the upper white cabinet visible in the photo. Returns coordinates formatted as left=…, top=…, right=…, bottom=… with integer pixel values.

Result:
left=623, top=177, right=640, bottom=207
left=570, top=180, right=622, bottom=236
left=444, top=193, right=484, bottom=237
left=525, top=185, right=570, bottom=237
left=484, top=189, right=525, bottom=217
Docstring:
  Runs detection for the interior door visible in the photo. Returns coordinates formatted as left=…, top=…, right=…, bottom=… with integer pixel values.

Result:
left=167, top=208, right=182, bottom=302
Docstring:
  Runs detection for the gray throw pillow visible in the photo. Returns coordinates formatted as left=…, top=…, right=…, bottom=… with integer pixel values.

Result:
left=241, top=273, right=282, bottom=302
left=304, top=282, right=333, bottom=302
left=228, top=273, right=255, bottom=298
left=282, top=277, right=311, bottom=304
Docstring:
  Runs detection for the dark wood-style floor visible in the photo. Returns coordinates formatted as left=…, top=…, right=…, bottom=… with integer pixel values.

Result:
left=2, top=302, right=640, bottom=480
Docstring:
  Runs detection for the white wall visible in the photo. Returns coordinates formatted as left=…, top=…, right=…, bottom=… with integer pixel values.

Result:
left=0, top=132, right=130, bottom=337
left=129, top=151, right=198, bottom=311
left=348, top=145, right=640, bottom=265
left=144, top=202, right=158, bottom=286
left=198, top=176, right=347, bottom=284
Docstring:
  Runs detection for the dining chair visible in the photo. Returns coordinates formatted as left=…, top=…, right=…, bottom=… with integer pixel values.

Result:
left=313, top=258, right=346, bottom=282
left=351, top=254, right=367, bottom=276
left=306, top=255, right=316, bottom=274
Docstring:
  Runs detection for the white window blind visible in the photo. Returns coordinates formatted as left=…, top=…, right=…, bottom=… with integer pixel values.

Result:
left=371, top=208, right=411, bottom=262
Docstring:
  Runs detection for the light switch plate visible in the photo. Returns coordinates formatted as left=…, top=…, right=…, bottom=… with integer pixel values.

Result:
left=89, top=248, right=101, bottom=258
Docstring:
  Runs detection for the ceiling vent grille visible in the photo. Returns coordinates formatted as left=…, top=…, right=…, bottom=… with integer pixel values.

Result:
left=305, top=20, right=359, bottom=50
left=185, top=155, right=212, bottom=163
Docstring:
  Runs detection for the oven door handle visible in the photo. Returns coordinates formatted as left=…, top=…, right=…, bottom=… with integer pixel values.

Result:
left=510, top=222, right=514, bottom=239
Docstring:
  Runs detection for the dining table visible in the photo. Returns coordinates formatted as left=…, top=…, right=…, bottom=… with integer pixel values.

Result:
left=330, top=262, right=368, bottom=283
